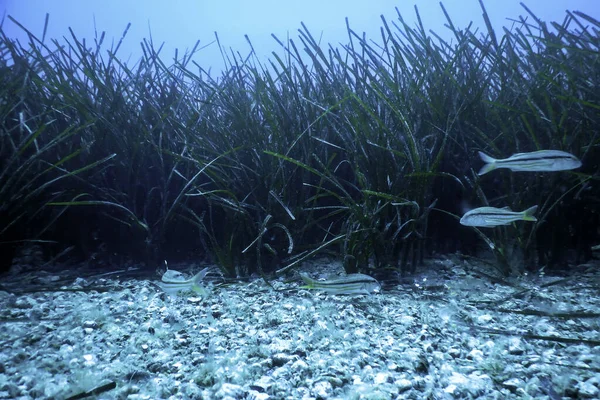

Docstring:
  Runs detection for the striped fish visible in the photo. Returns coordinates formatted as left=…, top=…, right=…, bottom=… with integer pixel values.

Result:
left=460, top=205, right=538, bottom=228
left=478, top=150, right=581, bottom=175
left=156, top=266, right=211, bottom=296
left=300, top=272, right=381, bottom=295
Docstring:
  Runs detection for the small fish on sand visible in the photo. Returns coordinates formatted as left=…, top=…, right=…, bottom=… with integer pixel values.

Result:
left=300, top=272, right=381, bottom=295
left=478, top=150, right=582, bottom=175
left=460, top=205, right=538, bottom=228
left=156, top=266, right=211, bottom=296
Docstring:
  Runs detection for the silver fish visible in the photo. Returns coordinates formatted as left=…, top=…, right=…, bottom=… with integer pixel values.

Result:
left=478, top=150, right=581, bottom=175
left=460, top=205, right=538, bottom=228
left=156, top=266, right=211, bottom=296
left=300, top=272, right=380, bottom=295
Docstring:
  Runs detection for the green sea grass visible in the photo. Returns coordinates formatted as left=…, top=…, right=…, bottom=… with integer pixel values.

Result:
left=1, top=3, right=597, bottom=276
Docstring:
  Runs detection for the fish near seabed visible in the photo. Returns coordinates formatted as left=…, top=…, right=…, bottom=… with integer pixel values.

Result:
left=478, top=150, right=582, bottom=175
left=156, top=266, right=211, bottom=297
left=460, top=205, right=538, bottom=228
left=300, top=272, right=381, bottom=295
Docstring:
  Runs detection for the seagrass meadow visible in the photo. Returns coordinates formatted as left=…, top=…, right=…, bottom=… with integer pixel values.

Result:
left=1, top=3, right=599, bottom=279
left=3, top=3, right=600, bottom=399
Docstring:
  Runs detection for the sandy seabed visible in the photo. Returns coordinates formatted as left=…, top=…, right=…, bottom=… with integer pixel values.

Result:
left=1, top=256, right=599, bottom=399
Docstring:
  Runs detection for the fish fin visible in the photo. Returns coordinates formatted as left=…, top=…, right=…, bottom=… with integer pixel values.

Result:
left=477, top=151, right=496, bottom=175
left=522, top=205, right=538, bottom=222
left=192, top=267, right=211, bottom=286
left=191, top=284, right=207, bottom=296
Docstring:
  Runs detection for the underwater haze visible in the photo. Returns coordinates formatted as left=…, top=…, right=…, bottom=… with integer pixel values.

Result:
left=2, top=0, right=599, bottom=75
left=1, top=1, right=600, bottom=398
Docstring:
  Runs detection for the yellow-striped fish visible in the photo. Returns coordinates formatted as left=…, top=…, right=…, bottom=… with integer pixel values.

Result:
left=156, top=266, right=211, bottom=296
left=460, top=206, right=538, bottom=228
left=300, top=272, right=380, bottom=295
left=478, top=150, right=581, bottom=175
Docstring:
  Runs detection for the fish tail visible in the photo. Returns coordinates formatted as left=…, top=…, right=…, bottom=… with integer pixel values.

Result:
left=477, top=151, right=497, bottom=175
left=522, top=205, right=538, bottom=222
left=192, top=267, right=211, bottom=285
left=190, top=267, right=211, bottom=296
left=299, top=272, right=315, bottom=288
